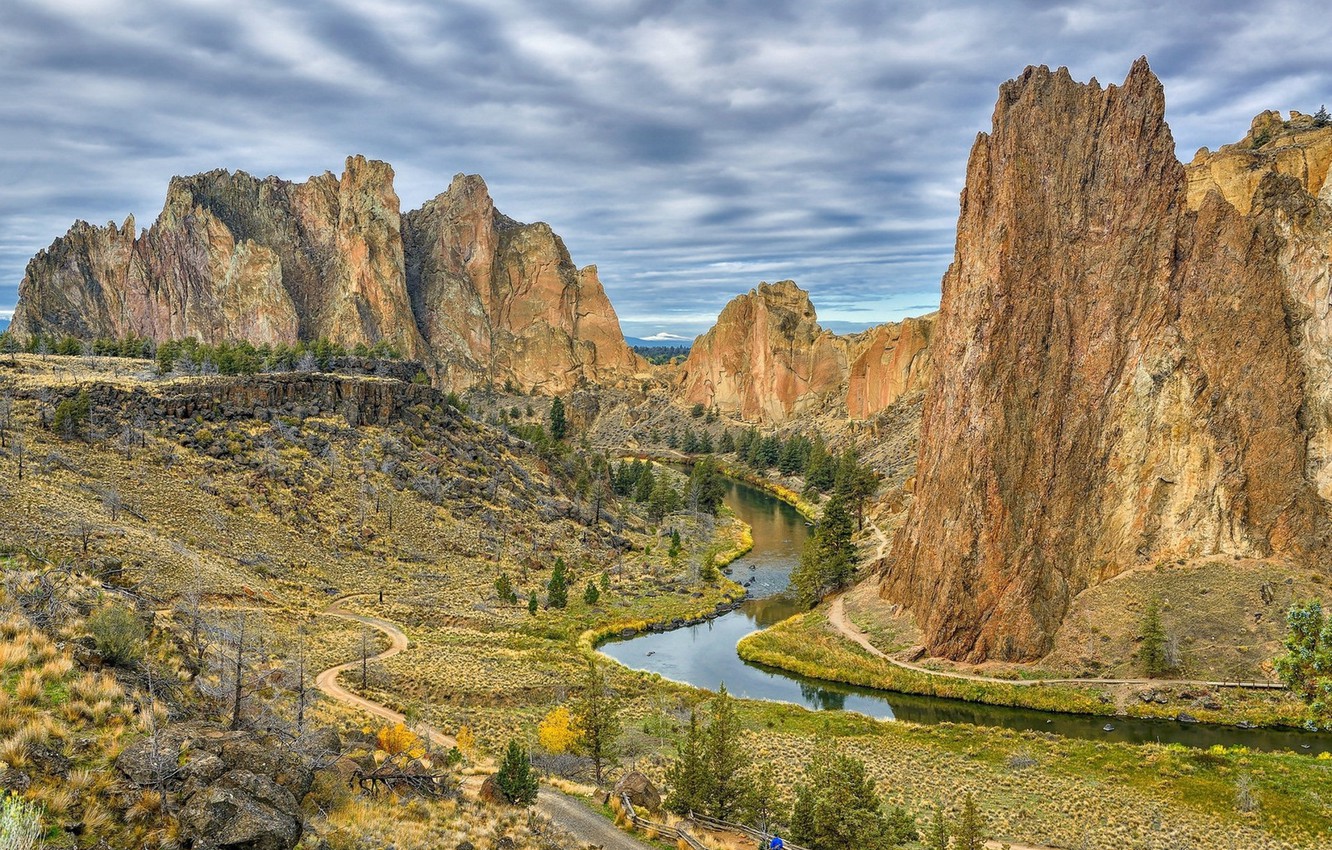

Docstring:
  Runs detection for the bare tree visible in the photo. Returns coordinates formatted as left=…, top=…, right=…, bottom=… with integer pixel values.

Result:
left=174, top=579, right=209, bottom=674
left=360, top=625, right=371, bottom=690
left=103, top=488, right=123, bottom=521
left=0, top=393, right=12, bottom=448
left=12, top=431, right=24, bottom=482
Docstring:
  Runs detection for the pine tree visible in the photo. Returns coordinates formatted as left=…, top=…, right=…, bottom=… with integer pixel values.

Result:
left=718, top=429, right=735, bottom=454
left=547, top=558, right=569, bottom=609
left=528, top=591, right=538, bottom=615
left=1140, top=595, right=1169, bottom=676
left=583, top=581, right=600, bottom=605
left=665, top=711, right=707, bottom=815
left=704, top=684, right=751, bottom=820
left=549, top=396, right=568, bottom=440
left=495, top=738, right=539, bottom=805
left=572, top=660, right=620, bottom=785
left=634, top=464, right=655, bottom=502
left=495, top=572, right=517, bottom=604
left=649, top=474, right=681, bottom=521
left=791, top=493, right=857, bottom=606
left=925, top=804, right=949, bottom=850
left=954, top=792, right=986, bottom=850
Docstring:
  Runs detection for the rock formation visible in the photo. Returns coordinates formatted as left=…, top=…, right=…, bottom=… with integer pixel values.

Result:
left=677, top=280, right=933, bottom=423
left=404, top=173, right=643, bottom=392
left=10, top=159, right=642, bottom=393
left=881, top=59, right=1332, bottom=663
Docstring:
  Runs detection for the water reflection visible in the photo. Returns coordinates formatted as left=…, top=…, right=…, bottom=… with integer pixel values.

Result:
left=598, top=475, right=1332, bottom=754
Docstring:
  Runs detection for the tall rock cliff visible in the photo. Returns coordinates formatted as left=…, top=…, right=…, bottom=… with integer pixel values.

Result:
left=881, top=59, right=1332, bottom=662
left=403, top=174, right=643, bottom=392
left=677, top=280, right=932, bottom=423
left=11, top=160, right=641, bottom=393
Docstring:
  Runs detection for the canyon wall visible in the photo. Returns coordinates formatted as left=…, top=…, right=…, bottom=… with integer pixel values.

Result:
left=11, top=159, right=643, bottom=393
left=881, top=59, right=1332, bottom=662
left=677, top=280, right=933, bottom=423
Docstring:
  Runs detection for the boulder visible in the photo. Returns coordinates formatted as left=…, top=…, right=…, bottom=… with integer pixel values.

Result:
left=179, top=769, right=301, bottom=850
left=478, top=775, right=505, bottom=806
left=612, top=771, right=662, bottom=814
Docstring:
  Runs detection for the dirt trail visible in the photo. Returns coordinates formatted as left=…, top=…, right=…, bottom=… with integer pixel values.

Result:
left=829, top=567, right=1282, bottom=691
left=315, top=594, right=656, bottom=850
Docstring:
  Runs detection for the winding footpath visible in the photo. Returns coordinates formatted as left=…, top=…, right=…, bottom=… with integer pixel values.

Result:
left=315, top=594, right=656, bottom=850
left=840, top=526, right=1285, bottom=691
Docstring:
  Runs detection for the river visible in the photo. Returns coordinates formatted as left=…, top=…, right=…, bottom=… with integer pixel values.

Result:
left=598, top=475, right=1332, bottom=754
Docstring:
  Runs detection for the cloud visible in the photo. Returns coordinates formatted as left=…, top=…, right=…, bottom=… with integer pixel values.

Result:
left=639, top=332, right=692, bottom=342
left=2, top=0, right=1330, bottom=338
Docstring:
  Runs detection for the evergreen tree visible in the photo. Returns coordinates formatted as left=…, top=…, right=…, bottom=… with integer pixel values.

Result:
left=789, top=737, right=897, bottom=850
left=925, top=804, right=949, bottom=850
left=835, top=448, right=879, bottom=530
left=1140, top=595, right=1169, bottom=676
left=495, top=573, right=517, bottom=604
left=549, top=396, right=568, bottom=440
left=718, top=429, right=735, bottom=454
left=704, top=684, right=751, bottom=820
left=547, top=557, right=569, bottom=609
left=649, top=474, right=681, bottom=521
left=583, top=581, right=600, bottom=605
left=687, top=456, right=727, bottom=515
left=682, top=427, right=700, bottom=453
left=804, top=436, right=836, bottom=492
left=495, top=738, right=539, bottom=805
left=698, top=430, right=714, bottom=454
left=1275, top=600, right=1332, bottom=723
left=1316, top=104, right=1331, bottom=127
left=572, top=660, right=621, bottom=785
left=665, top=711, right=707, bottom=815
left=791, top=494, right=857, bottom=606
left=953, top=792, right=985, bottom=850
left=528, top=591, right=538, bottom=615
left=634, top=464, right=655, bottom=503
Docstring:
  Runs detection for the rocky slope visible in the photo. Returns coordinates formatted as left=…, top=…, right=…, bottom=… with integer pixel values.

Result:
left=10, top=159, right=642, bottom=393
left=881, top=59, right=1332, bottom=663
left=677, top=280, right=933, bottom=423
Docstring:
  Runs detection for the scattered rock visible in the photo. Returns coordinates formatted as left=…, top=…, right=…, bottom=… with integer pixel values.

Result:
left=179, top=769, right=302, bottom=850
left=612, top=771, right=662, bottom=814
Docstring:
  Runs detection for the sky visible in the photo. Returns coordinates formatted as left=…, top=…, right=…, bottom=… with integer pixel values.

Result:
left=2, top=1, right=1331, bottom=339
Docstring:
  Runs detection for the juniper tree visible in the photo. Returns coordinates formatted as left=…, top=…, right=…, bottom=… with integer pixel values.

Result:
left=1275, top=600, right=1332, bottom=723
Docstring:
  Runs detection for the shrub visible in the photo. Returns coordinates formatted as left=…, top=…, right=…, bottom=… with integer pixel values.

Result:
left=0, top=792, right=43, bottom=850
left=52, top=390, right=91, bottom=440
left=86, top=604, right=145, bottom=666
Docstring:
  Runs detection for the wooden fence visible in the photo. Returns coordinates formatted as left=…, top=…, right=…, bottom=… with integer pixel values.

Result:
left=618, top=793, right=813, bottom=850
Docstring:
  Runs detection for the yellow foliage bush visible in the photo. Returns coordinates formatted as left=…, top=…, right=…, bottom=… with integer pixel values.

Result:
left=375, top=722, right=425, bottom=759
left=537, top=706, right=578, bottom=754
left=455, top=725, right=475, bottom=757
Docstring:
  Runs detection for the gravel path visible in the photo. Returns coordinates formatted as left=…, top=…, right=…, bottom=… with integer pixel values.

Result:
left=316, top=594, right=656, bottom=849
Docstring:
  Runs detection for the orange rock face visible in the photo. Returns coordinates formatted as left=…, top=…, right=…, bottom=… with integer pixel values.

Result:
left=12, top=161, right=640, bottom=393
left=881, top=60, right=1332, bottom=662
left=678, top=280, right=932, bottom=423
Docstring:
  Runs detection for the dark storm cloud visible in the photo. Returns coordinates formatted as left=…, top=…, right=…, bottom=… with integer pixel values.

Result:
left=2, top=1, right=1331, bottom=338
